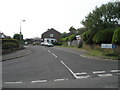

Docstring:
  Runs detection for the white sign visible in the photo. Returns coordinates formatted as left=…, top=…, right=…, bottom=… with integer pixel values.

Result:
left=101, top=44, right=113, bottom=48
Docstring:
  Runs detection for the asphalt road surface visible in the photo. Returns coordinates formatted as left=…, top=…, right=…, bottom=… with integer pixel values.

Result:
left=2, top=46, right=120, bottom=88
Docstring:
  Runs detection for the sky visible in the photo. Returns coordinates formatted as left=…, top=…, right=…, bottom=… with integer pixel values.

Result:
left=0, top=0, right=118, bottom=39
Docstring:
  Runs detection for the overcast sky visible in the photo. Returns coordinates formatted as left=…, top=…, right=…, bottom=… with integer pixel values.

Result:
left=0, top=0, right=117, bottom=39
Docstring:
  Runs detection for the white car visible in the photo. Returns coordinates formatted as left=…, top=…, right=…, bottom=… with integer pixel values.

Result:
left=41, top=42, right=53, bottom=47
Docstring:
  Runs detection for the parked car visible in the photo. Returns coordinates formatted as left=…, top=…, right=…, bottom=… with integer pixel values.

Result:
left=41, top=42, right=53, bottom=47
left=45, top=42, right=53, bottom=47
left=41, top=42, right=45, bottom=46
left=32, top=42, right=36, bottom=45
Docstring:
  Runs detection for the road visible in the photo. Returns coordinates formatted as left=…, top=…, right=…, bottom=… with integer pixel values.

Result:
left=2, top=46, right=120, bottom=88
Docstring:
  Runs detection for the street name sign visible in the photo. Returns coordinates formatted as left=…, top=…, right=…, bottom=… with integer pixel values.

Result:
left=101, top=44, right=116, bottom=48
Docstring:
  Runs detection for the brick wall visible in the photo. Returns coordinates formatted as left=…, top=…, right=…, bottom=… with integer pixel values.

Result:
left=42, top=28, right=61, bottom=41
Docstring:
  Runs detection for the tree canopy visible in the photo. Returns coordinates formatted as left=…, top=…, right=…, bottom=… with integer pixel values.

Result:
left=69, top=26, right=76, bottom=35
left=112, top=28, right=120, bottom=44
left=13, top=34, right=23, bottom=41
left=82, top=2, right=120, bottom=31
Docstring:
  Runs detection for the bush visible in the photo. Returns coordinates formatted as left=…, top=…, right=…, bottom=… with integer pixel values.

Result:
left=93, top=29, right=114, bottom=44
left=60, top=37, right=69, bottom=42
left=52, top=42, right=62, bottom=46
left=2, top=42, right=17, bottom=50
left=68, top=34, right=76, bottom=41
left=112, top=28, right=120, bottom=45
left=82, top=30, right=96, bottom=44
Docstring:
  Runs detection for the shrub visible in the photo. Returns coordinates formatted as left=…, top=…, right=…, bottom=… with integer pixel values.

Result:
left=2, top=42, right=17, bottom=50
left=60, top=37, right=69, bottom=42
left=82, top=30, right=96, bottom=44
left=112, top=28, right=120, bottom=45
left=52, top=42, right=62, bottom=46
left=93, top=29, right=114, bottom=44
left=68, top=34, right=76, bottom=41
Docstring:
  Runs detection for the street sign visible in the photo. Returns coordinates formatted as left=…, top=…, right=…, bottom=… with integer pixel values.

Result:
left=101, top=44, right=116, bottom=48
left=112, top=44, right=116, bottom=48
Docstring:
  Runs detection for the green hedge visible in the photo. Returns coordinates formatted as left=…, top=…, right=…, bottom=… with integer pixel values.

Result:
left=112, top=28, right=120, bottom=45
left=93, top=29, right=114, bottom=44
left=82, top=30, right=96, bottom=44
left=52, top=42, right=62, bottom=46
left=1, top=39, right=19, bottom=44
left=2, top=42, right=17, bottom=50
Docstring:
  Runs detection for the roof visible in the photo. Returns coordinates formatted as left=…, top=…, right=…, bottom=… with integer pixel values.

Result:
left=42, top=28, right=61, bottom=35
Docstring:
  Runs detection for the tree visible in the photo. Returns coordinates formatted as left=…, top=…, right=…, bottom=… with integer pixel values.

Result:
left=68, top=34, right=76, bottom=41
left=61, top=32, right=68, bottom=38
left=112, top=28, right=120, bottom=45
left=82, top=2, right=120, bottom=31
left=13, top=34, right=23, bottom=41
left=77, top=27, right=88, bottom=35
left=93, top=29, right=114, bottom=44
left=82, top=30, right=96, bottom=44
left=69, top=26, right=76, bottom=35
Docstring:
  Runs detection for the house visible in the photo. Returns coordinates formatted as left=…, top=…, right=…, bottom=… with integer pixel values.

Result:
left=41, top=28, right=61, bottom=42
left=25, top=37, right=41, bottom=45
left=0, top=33, right=10, bottom=39
left=32, top=37, right=41, bottom=45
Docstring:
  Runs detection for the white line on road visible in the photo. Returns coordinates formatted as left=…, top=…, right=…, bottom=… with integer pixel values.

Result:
left=54, top=79, right=66, bottom=82
left=98, top=74, right=113, bottom=77
left=93, top=71, right=106, bottom=74
left=75, top=72, right=87, bottom=75
left=110, top=70, right=120, bottom=73
left=60, top=61, right=76, bottom=78
left=48, top=50, right=51, bottom=53
left=31, top=80, right=47, bottom=83
left=76, top=75, right=90, bottom=79
left=4, top=82, right=22, bottom=84
left=52, top=53, right=57, bottom=58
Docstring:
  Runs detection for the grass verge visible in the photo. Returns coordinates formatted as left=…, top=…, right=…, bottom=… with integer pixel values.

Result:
left=86, top=49, right=120, bottom=60
left=57, top=45, right=120, bottom=60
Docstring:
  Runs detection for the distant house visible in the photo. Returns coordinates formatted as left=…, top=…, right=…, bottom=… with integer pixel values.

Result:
left=41, top=28, right=61, bottom=42
left=0, top=33, right=10, bottom=39
left=32, top=37, right=41, bottom=45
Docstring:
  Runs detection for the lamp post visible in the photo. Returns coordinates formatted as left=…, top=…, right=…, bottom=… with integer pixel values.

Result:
left=20, top=20, right=26, bottom=49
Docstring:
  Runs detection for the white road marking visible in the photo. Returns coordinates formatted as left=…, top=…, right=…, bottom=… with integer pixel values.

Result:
left=76, top=75, right=90, bottom=79
left=4, top=82, right=22, bottom=84
left=60, top=61, right=77, bottom=78
left=110, top=70, right=120, bottom=73
left=31, top=80, right=47, bottom=83
left=93, top=71, right=106, bottom=74
left=48, top=50, right=51, bottom=53
left=54, top=79, right=66, bottom=81
left=98, top=74, right=113, bottom=77
left=52, top=53, right=57, bottom=58
left=75, top=72, right=87, bottom=75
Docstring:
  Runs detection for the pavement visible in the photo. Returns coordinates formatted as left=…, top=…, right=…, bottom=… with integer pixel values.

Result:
left=2, top=45, right=32, bottom=62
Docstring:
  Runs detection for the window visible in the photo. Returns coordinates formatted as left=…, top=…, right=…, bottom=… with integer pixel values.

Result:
left=50, top=34, right=53, bottom=37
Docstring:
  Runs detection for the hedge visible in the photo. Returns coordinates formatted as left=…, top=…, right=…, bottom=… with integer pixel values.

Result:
left=93, top=29, right=114, bottom=44
left=112, top=28, right=120, bottom=45
left=2, top=42, right=17, bottom=50
left=82, top=30, right=96, bottom=44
